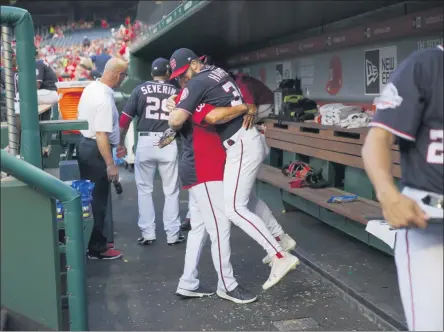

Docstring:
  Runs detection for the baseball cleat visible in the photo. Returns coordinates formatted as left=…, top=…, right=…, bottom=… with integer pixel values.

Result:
left=216, top=285, right=257, bottom=304
left=180, top=218, right=191, bottom=231
left=262, top=252, right=300, bottom=290
left=176, top=286, right=214, bottom=299
left=167, top=234, right=186, bottom=245
left=138, top=237, right=156, bottom=245
left=262, top=233, right=297, bottom=264
left=88, top=248, right=123, bottom=260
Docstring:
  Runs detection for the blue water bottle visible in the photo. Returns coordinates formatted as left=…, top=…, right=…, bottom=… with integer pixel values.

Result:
left=56, top=200, right=64, bottom=221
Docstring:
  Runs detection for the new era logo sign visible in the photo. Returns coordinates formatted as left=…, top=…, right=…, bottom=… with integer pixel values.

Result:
left=366, top=59, right=378, bottom=86
left=364, top=48, right=381, bottom=95
left=170, top=59, right=176, bottom=70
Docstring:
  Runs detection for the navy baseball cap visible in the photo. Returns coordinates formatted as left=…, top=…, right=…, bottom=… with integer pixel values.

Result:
left=151, top=57, right=170, bottom=76
left=89, top=69, right=102, bottom=80
left=169, top=48, right=205, bottom=80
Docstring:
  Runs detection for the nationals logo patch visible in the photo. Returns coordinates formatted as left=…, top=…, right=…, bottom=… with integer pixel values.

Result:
left=179, top=88, right=189, bottom=102
left=170, top=59, right=177, bottom=70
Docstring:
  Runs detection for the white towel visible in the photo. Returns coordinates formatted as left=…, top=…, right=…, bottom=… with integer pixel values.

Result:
left=319, top=103, right=364, bottom=126
left=340, top=112, right=370, bottom=129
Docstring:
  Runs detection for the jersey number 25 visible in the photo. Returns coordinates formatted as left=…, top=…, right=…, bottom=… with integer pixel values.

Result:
left=145, top=96, right=169, bottom=120
left=427, top=129, right=444, bottom=164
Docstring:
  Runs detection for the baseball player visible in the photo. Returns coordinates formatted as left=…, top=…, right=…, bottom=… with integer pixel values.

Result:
left=167, top=48, right=299, bottom=291
left=362, top=45, right=443, bottom=331
left=168, top=85, right=257, bottom=303
left=117, top=58, right=184, bottom=245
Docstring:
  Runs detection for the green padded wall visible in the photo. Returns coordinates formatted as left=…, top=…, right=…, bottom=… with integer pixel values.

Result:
left=1, top=179, right=62, bottom=330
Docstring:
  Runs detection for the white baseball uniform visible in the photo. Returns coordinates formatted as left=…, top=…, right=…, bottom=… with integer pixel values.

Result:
left=175, top=67, right=285, bottom=258
left=122, top=80, right=181, bottom=243
left=179, top=181, right=287, bottom=291
left=394, top=187, right=443, bottom=331
left=369, top=46, right=443, bottom=331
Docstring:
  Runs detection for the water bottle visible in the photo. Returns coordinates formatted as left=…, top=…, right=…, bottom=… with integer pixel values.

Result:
left=56, top=200, right=64, bottom=221
left=81, top=197, right=91, bottom=218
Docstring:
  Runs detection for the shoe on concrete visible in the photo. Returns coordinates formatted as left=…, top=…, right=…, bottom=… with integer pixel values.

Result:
left=88, top=248, right=123, bottom=260
left=216, top=285, right=257, bottom=304
left=138, top=237, right=156, bottom=245
left=107, top=242, right=115, bottom=249
left=167, top=234, right=186, bottom=245
left=176, top=286, right=214, bottom=299
left=262, top=233, right=297, bottom=264
left=180, top=218, right=191, bottom=231
left=263, top=252, right=299, bottom=290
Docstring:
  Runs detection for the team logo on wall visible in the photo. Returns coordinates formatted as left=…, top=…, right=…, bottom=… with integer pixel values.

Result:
left=325, top=55, right=342, bottom=96
left=364, top=46, right=397, bottom=95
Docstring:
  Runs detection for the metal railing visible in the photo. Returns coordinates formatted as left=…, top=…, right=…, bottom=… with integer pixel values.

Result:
left=1, top=149, right=88, bottom=331
left=1, top=6, right=42, bottom=168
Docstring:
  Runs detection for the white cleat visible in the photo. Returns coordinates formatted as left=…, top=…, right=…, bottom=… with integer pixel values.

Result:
left=262, top=252, right=300, bottom=290
left=262, top=233, right=296, bottom=265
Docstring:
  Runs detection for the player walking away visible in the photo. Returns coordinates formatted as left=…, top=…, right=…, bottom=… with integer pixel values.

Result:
left=168, top=48, right=299, bottom=291
left=362, top=46, right=443, bottom=331
left=166, top=82, right=257, bottom=303
left=117, top=58, right=184, bottom=246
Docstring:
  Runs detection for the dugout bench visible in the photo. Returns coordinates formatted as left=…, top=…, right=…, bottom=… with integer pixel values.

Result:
left=256, top=119, right=402, bottom=255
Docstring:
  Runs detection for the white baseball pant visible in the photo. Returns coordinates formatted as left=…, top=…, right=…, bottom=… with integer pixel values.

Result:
left=223, top=127, right=283, bottom=257
left=135, top=132, right=181, bottom=243
left=178, top=181, right=284, bottom=292
left=178, top=181, right=238, bottom=293
left=394, top=187, right=443, bottom=331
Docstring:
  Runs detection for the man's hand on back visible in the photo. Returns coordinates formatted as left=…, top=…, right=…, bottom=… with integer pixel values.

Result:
left=242, top=104, right=257, bottom=130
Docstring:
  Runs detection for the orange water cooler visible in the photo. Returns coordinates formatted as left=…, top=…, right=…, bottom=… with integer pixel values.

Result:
left=55, top=81, right=92, bottom=134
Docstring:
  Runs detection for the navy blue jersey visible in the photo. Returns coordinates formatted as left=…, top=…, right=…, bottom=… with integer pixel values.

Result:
left=370, top=47, right=443, bottom=194
left=176, top=65, right=244, bottom=141
left=123, top=80, right=178, bottom=132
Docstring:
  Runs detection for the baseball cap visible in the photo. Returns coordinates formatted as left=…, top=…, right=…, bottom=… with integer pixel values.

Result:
left=89, top=69, right=102, bottom=80
left=169, top=48, right=202, bottom=80
left=151, top=57, right=170, bottom=76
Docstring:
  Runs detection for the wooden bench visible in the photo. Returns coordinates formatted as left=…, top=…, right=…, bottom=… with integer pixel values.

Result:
left=256, top=119, right=397, bottom=253
left=263, top=119, right=401, bottom=178
left=257, top=164, right=381, bottom=225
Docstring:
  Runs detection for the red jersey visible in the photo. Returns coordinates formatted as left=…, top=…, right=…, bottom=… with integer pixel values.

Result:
left=175, top=90, right=226, bottom=189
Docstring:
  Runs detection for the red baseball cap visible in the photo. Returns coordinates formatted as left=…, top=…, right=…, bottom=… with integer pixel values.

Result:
left=169, top=48, right=206, bottom=80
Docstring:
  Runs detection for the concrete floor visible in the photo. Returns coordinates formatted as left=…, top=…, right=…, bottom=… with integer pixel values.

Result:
left=85, top=168, right=402, bottom=331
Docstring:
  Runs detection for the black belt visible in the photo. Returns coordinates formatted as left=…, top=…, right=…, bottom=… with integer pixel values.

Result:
left=81, top=136, right=117, bottom=148
left=139, top=132, right=162, bottom=137
left=422, top=195, right=444, bottom=210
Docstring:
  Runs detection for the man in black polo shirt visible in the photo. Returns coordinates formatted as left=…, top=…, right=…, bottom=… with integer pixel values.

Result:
left=362, top=46, right=443, bottom=331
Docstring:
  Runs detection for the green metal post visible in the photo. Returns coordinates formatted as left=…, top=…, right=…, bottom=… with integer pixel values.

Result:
left=1, top=6, right=42, bottom=168
left=63, top=197, right=88, bottom=331
left=1, top=150, right=88, bottom=331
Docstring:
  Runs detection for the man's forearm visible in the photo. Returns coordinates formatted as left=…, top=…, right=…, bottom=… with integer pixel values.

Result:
left=362, top=128, right=399, bottom=201
left=119, top=127, right=128, bottom=145
left=205, top=104, right=249, bottom=124
left=96, top=132, right=114, bottom=167
left=168, top=108, right=190, bottom=131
